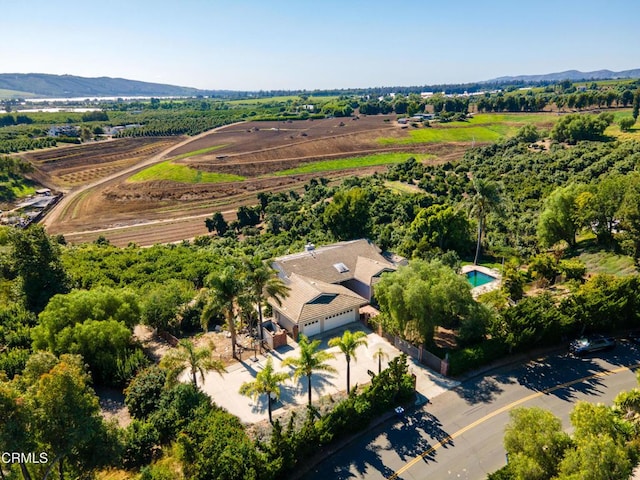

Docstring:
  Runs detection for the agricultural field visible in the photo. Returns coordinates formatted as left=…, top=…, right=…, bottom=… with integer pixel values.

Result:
left=21, top=137, right=183, bottom=187
left=35, top=111, right=571, bottom=246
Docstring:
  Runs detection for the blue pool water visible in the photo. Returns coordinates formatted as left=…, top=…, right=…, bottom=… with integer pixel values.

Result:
left=466, top=270, right=497, bottom=287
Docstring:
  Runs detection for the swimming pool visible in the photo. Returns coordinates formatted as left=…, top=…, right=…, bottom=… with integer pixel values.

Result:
left=466, top=269, right=497, bottom=287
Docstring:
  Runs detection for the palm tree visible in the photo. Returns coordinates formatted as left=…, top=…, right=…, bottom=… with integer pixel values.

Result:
left=239, top=357, right=290, bottom=423
left=201, top=266, right=245, bottom=359
left=328, top=330, right=368, bottom=394
left=282, top=334, right=336, bottom=406
left=469, top=177, right=502, bottom=265
left=373, top=347, right=390, bottom=375
left=243, top=256, right=290, bottom=341
left=160, top=338, right=225, bottom=388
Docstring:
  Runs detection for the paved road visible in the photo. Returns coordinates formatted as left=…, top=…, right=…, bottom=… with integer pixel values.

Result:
left=303, top=340, right=640, bottom=480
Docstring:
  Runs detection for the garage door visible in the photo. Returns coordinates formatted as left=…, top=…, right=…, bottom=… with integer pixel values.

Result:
left=301, top=319, right=321, bottom=337
left=323, top=309, right=356, bottom=333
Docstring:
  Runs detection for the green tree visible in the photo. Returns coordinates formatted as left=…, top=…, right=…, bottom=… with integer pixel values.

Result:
left=141, top=280, right=194, bottom=333
left=8, top=225, right=69, bottom=312
left=469, top=178, right=502, bottom=265
left=373, top=347, right=389, bottom=375
left=201, top=266, right=246, bottom=359
left=328, top=330, right=369, bottom=394
left=204, top=212, right=228, bottom=236
left=550, top=113, right=613, bottom=144
left=323, top=187, right=370, bottom=240
left=124, top=366, right=167, bottom=419
left=29, top=355, right=118, bottom=480
left=617, top=173, right=640, bottom=258
left=242, top=256, right=289, bottom=341
left=282, top=334, right=336, bottom=406
left=556, top=434, right=632, bottom=480
left=239, top=357, right=290, bottom=423
left=0, top=379, right=36, bottom=480
left=588, top=174, right=628, bottom=245
left=537, top=184, right=584, bottom=248
left=31, top=287, right=140, bottom=385
left=375, top=259, right=481, bottom=346
left=176, top=408, right=267, bottom=480
left=619, top=117, right=636, bottom=131
left=405, top=204, right=472, bottom=255
left=504, top=407, right=571, bottom=480
left=160, top=339, right=225, bottom=388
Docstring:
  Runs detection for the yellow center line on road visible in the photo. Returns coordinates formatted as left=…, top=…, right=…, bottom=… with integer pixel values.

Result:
left=387, top=362, right=640, bottom=480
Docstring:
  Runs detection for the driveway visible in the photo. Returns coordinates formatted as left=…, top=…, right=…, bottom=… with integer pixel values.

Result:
left=200, top=323, right=459, bottom=424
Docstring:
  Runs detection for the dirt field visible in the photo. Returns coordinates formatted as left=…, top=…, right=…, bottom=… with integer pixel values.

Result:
left=38, top=115, right=471, bottom=246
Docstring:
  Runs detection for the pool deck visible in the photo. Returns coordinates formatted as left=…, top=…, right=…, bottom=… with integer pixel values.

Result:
left=461, top=264, right=502, bottom=297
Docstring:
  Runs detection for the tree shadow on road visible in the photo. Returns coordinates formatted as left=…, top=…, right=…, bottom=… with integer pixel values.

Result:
left=515, top=356, right=608, bottom=401
left=452, top=376, right=507, bottom=405
left=303, top=408, right=453, bottom=480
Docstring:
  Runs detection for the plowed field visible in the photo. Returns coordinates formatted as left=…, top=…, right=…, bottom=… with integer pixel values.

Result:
left=40, top=115, right=470, bottom=246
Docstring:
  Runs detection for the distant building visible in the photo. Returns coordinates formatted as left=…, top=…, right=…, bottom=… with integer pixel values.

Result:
left=48, top=125, right=79, bottom=137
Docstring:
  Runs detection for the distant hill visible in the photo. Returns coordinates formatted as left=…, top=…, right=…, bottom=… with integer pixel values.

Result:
left=487, top=68, right=640, bottom=84
left=0, top=73, right=207, bottom=98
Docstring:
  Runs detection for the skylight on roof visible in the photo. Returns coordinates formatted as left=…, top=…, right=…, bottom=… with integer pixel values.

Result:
left=333, top=262, right=349, bottom=273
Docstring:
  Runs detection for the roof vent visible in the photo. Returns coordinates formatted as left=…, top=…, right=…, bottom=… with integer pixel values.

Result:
left=333, top=262, right=349, bottom=273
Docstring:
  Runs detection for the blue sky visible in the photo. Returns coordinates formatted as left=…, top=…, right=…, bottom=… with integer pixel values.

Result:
left=3, top=0, right=638, bottom=90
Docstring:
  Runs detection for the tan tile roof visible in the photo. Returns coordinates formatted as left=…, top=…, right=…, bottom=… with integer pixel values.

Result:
left=353, top=255, right=396, bottom=285
left=273, top=239, right=396, bottom=285
left=275, top=273, right=367, bottom=323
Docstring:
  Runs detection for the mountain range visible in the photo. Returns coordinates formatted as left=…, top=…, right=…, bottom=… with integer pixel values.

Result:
left=0, top=69, right=639, bottom=99
left=0, top=73, right=207, bottom=98
left=487, top=68, right=640, bottom=83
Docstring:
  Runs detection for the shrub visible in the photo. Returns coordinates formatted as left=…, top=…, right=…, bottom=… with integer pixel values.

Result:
left=449, top=339, right=508, bottom=376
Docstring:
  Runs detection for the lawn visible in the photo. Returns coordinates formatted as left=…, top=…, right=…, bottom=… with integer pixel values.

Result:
left=271, top=152, right=434, bottom=176
left=577, top=250, right=638, bottom=277
left=378, top=113, right=561, bottom=146
left=379, top=125, right=505, bottom=145
left=128, top=161, right=245, bottom=184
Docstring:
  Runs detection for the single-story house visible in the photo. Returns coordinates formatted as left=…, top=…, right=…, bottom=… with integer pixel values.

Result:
left=269, top=239, right=403, bottom=338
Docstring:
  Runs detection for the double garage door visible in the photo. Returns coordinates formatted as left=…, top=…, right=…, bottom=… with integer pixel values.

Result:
left=300, top=309, right=356, bottom=337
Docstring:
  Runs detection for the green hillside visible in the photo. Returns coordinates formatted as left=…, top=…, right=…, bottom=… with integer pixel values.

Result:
left=0, top=73, right=205, bottom=98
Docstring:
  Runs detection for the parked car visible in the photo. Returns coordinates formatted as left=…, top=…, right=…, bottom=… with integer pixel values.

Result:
left=569, top=335, right=616, bottom=356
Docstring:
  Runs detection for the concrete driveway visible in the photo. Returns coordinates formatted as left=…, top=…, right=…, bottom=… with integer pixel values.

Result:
left=200, top=323, right=459, bottom=424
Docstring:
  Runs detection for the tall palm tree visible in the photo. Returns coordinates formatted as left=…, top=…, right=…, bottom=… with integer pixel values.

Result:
left=243, top=256, right=290, bottom=340
left=201, top=266, right=245, bottom=359
left=282, top=334, right=336, bottom=406
left=239, top=357, right=290, bottom=423
left=373, top=347, right=390, bottom=375
left=469, top=177, right=502, bottom=265
left=328, top=330, right=368, bottom=394
left=160, top=339, right=225, bottom=388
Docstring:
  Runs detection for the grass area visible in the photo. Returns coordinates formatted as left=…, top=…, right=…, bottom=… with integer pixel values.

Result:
left=271, top=152, right=434, bottom=176
left=577, top=250, right=638, bottom=276
left=470, top=113, right=559, bottom=125
left=128, top=161, right=245, bottom=184
left=0, top=180, right=36, bottom=199
left=379, top=113, right=562, bottom=146
left=384, top=180, right=423, bottom=194
left=167, top=144, right=227, bottom=161
left=380, top=125, right=506, bottom=145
